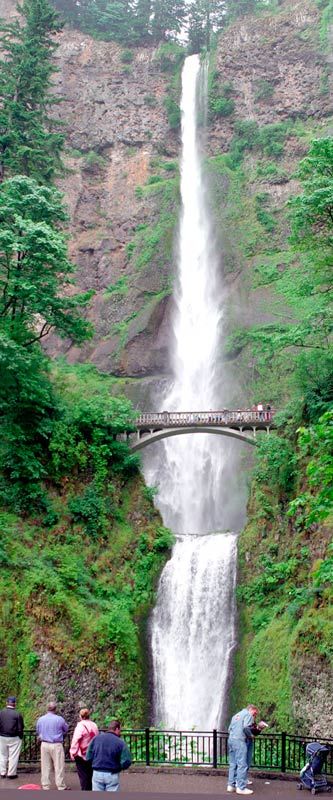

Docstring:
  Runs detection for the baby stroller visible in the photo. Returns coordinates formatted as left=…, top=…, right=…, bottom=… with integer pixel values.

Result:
left=298, top=742, right=331, bottom=795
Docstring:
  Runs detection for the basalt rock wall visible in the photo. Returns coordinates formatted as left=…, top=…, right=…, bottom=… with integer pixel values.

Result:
left=3, top=0, right=331, bottom=387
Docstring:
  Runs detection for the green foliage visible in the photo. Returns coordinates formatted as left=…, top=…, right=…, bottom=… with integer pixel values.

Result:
left=0, top=176, right=93, bottom=347
left=128, top=176, right=179, bottom=271
left=247, top=616, right=294, bottom=730
left=104, top=276, right=129, bottom=297
left=0, top=468, right=173, bottom=724
left=163, top=95, right=181, bottom=129
left=53, top=0, right=187, bottom=45
left=256, top=160, right=287, bottom=182
left=153, top=42, right=184, bottom=72
left=143, top=484, right=158, bottom=502
left=0, top=339, right=56, bottom=513
left=0, top=0, right=64, bottom=182
left=238, top=554, right=299, bottom=604
left=187, top=0, right=227, bottom=51
left=232, top=137, right=333, bottom=375
left=255, top=434, right=296, bottom=494
left=120, top=48, right=134, bottom=63
left=68, top=485, right=109, bottom=538
left=210, top=96, right=235, bottom=117
left=288, top=411, right=333, bottom=528
left=83, top=150, right=107, bottom=172
left=255, top=192, right=276, bottom=231
left=208, top=72, right=236, bottom=119
left=254, top=79, right=275, bottom=101
left=227, top=120, right=288, bottom=168
left=312, top=544, right=333, bottom=587
left=49, top=393, right=139, bottom=485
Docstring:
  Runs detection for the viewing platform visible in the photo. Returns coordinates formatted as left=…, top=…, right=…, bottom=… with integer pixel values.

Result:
left=129, top=409, right=276, bottom=451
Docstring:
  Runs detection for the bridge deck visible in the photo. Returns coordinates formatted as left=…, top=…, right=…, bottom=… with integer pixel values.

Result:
left=128, top=411, right=276, bottom=452
left=135, top=409, right=275, bottom=431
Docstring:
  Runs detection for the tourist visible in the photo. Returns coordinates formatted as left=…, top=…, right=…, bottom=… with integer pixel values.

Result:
left=86, top=719, right=131, bottom=792
left=0, top=696, right=24, bottom=779
left=257, top=403, right=264, bottom=421
left=227, top=704, right=258, bottom=795
left=70, top=708, right=98, bottom=791
left=246, top=719, right=268, bottom=780
left=265, top=404, right=272, bottom=421
left=36, top=701, right=69, bottom=791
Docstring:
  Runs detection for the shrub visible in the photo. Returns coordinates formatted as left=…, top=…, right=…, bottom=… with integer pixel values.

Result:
left=68, top=485, right=107, bottom=538
left=254, top=79, right=275, bottom=101
left=255, top=434, right=296, bottom=494
left=210, top=96, right=235, bottom=117
left=154, top=42, right=184, bottom=73
left=83, top=151, right=107, bottom=173
left=163, top=95, right=181, bottom=129
left=120, top=49, right=134, bottom=63
left=144, top=94, right=157, bottom=106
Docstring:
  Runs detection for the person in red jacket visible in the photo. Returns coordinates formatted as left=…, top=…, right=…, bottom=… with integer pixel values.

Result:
left=70, top=708, right=98, bottom=791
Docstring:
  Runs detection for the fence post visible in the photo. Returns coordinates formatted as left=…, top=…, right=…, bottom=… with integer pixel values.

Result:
left=213, top=729, right=218, bottom=769
left=281, top=731, right=286, bottom=773
left=145, top=727, right=150, bottom=767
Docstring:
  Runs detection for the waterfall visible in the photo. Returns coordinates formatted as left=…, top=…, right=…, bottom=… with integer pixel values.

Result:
left=151, top=533, right=237, bottom=730
left=144, top=54, right=240, bottom=730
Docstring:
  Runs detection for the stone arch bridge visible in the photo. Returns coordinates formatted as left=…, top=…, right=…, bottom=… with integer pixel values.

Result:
left=127, top=409, right=276, bottom=452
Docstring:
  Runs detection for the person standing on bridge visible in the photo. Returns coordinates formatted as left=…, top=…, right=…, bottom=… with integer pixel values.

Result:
left=227, top=704, right=258, bottom=795
left=257, top=403, right=264, bottom=421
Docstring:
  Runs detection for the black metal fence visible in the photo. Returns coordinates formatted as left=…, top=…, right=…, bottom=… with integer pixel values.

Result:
left=20, top=729, right=333, bottom=775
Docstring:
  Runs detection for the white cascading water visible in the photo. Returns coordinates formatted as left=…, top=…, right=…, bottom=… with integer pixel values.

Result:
left=144, top=54, right=239, bottom=729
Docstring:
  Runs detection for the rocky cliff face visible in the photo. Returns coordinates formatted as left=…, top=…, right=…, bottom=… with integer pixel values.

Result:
left=52, top=0, right=331, bottom=390
left=48, top=32, right=179, bottom=380
left=3, top=0, right=330, bottom=385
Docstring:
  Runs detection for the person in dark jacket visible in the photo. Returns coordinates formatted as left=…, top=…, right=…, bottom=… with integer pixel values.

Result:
left=86, top=719, right=131, bottom=791
left=0, top=696, right=24, bottom=779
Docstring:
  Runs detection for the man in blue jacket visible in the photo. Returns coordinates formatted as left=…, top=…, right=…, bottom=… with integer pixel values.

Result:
left=86, top=719, right=131, bottom=791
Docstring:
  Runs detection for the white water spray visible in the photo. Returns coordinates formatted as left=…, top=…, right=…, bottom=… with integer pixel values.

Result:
left=145, top=55, right=239, bottom=729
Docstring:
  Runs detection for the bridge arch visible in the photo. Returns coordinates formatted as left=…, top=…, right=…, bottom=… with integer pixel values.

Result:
left=130, top=425, right=258, bottom=452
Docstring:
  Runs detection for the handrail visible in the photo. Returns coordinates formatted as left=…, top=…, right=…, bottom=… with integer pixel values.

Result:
left=19, top=728, right=333, bottom=774
left=135, top=409, right=275, bottom=427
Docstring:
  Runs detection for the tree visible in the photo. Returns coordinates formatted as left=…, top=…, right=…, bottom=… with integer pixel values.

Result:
left=0, top=0, right=64, bottom=182
left=150, top=0, right=186, bottom=42
left=0, top=176, right=94, bottom=347
left=187, top=0, right=227, bottom=52
left=0, top=335, right=57, bottom=512
left=132, top=0, right=152, bottom=42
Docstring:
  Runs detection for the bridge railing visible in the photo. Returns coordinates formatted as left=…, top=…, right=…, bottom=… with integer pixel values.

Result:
left=136, top=410, right=275, bottom=428
left=19, top=729, right=333, bottom=774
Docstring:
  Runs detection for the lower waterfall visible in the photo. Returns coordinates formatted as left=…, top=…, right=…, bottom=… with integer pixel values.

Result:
left=151, top=532, right=237, bottom=730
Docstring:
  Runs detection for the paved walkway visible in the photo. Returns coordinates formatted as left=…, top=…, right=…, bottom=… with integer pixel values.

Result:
left=0, top=768, right=304, bottom=797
